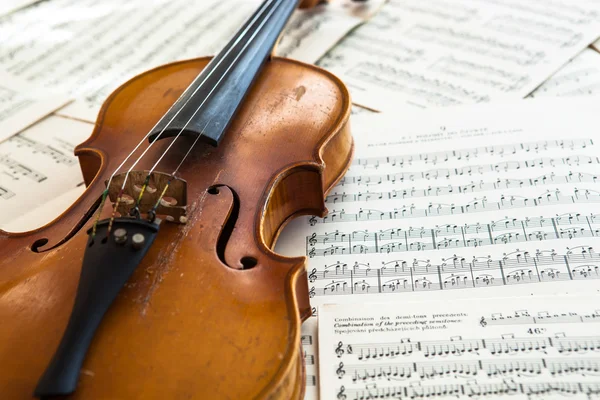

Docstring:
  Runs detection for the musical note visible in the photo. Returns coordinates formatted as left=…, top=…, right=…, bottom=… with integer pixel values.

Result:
left=306, top=213, right=600, bottom=257
left=318, top=295, right=600, bottom=399
left=313, top=191, right=600, bottom=225
left=0, top=154, right=46, bottom=182
left=352, top=139, right=591, bottom=169
left=326, top=171, right=599, bottom=204
left=483, top=309, right=600, bottom=326
left=304, top=246, right=600, bottom=297
left=338, top=155, right=599, bottom=187
left=8, top=136, right=77, bottom=166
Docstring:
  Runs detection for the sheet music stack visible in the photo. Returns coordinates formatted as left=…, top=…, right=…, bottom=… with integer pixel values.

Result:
left=1, top=1, right=600, bottom=399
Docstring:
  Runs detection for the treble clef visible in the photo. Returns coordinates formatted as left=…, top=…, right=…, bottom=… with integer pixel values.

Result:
left=308, top=248, right=316, bottom=258
left=309, top=216, right=318, bottom=226
left=309, top=268, right=317, bottom=283
left=337, top=386, right=346, bottom=400
left=335, top=341, right=344, bottom=357
left=336, top=362, right=345, bottom=379
left=480, top=316, right=487, bottom=327
left=309, top=287, right=316, bottom=298
left=308, top=232, right=317, bottom=246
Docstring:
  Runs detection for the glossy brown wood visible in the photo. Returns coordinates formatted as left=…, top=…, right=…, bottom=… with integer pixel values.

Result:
left=0, top=55, right=352, bottom=399
left=299, top=0, right=322, bottom=8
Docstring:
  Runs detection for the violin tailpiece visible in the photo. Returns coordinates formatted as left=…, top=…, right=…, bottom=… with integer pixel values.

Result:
left=34, top=218, right=160, bottom=398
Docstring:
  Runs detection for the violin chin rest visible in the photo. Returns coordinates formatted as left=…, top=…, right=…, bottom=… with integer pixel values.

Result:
left=34, top=218, right=160, bottom=398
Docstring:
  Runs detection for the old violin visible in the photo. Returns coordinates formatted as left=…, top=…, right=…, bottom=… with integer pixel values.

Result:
left=0, top=0, right=354, bottom=398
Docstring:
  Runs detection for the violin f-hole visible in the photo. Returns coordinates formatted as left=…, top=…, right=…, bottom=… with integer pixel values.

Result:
left=211, top=184, right=257, bottom=270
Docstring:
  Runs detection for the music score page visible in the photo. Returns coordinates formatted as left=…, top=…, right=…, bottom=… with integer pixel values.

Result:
left=0, top=115, right=91, bottom=230
left=0, top=0, right=381, bottom=123
left=317, top=0, right=600, bottom=111
left=272, top=96, right=600, bottom=399
left=318, top=295, right=600, bottom=399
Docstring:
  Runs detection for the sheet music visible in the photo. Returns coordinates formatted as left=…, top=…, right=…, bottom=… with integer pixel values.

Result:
left=271, top=97, right=600, bottom=398
left=278, top=97, right=600, bottom=307
left=0, top=0, right=378, bottom=123
left=318, top=294, right=600, bottom=399
left=316, top=0, right=600, bottom=112
left=0, top=115, right=91, bottom=230
left=529, top=48, right=600, bottom=97
left=0, top=0, right=41, bottom=18
left=276, top=0, right=386, bottom=63
left=0, top=70, right=71, bottom=143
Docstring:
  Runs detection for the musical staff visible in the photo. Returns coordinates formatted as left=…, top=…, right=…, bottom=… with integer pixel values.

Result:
left=307, top=213, right=600, bottom=256
left=338, top=155, right=600, bottom=187
left=307, top=246, right=599, bottom=297
left=9, top=135, right=76, bottom=166
left=481, top=309, right=600, bottom=327
left=319, top=296, right=600, bottom=400
left=351, top=139, right=592, bottom=169
left=338, top=381, right=600, bottom=400
left=332, top=334, right=600, bottom=360
left=325, top=172, right=599, bottom=204
left=0, top=153, right=46, bottom=182
left=337, top=357, right=600, bottom=383
left=310, top=190, right=600, bottom=225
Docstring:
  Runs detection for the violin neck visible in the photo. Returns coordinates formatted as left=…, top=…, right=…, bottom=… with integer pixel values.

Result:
left=148, top=0, right=301, bottom=146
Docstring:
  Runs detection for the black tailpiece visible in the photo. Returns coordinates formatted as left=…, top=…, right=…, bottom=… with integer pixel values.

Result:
left=34, top=217, right=160, bottom=398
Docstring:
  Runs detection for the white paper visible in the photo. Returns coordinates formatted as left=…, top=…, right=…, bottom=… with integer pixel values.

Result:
left=318, top=295, right=600, bottom=399
left=0, top=0, right=41, bottom=18
left=1, top=184, right=85, bottom=232
left=0, top=0, right=380, bottom=123
left=0, top=70, right=71, bottom=142
left=0, top=115, right=92, bottom=229
left=529, top=48, right=600, bottom=97
left=278, top=97, right=600, bottom=308
left=316, top=0, right=600, bottom=111
left=271, top=97, right=600, bottom=398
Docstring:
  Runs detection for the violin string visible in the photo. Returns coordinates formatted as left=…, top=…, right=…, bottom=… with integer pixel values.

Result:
left=120, top=0, right=284, bottom=227
left=105, top=0, right=278, bottom=237
left=144, top=0, right=284, bottom=179
left=147, top=119, right=213, bottom=221
left=90, top=0, right=276, bottom=239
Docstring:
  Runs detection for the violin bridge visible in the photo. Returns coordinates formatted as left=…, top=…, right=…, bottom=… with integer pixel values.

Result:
left=106, top=171, right=188, bottom=223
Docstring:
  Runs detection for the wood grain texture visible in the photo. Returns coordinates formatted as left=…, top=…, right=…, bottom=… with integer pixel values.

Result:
left=0, top=56, right=352, bottom=399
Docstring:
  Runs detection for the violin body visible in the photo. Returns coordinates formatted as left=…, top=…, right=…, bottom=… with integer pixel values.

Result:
left=0, top=56, right=352, bottom=398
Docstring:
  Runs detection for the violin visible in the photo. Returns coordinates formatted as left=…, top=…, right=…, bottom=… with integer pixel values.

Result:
left=0, top=0, right=354, bottom=398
